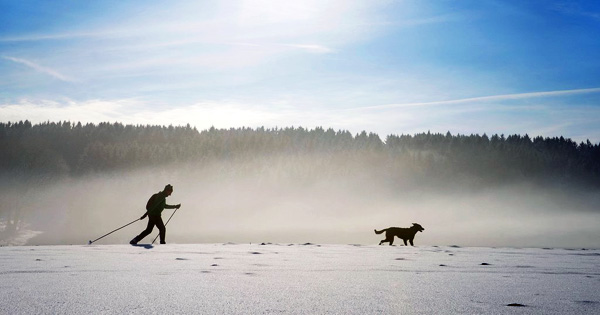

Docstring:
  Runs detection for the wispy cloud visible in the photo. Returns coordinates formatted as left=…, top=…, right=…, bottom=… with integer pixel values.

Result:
left=0, top=1, right=385, bottom=81
left=400, top=13, right=468, bottom=27
left=2, top=56, right=75, bottom=82
left=227, top=42, right=334, bottom=54
left=551, top=2, right=600, bottom=20
left=353, top=87, right=600, bottom=111
left=0, top=31, right=114, bottom=42
left=0, top=99, right=131, bottom=124
left=280, top=44, right=334, bottom=54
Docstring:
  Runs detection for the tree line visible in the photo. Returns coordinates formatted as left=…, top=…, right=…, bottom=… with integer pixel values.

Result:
left=1, top=120, right=599, bottom=187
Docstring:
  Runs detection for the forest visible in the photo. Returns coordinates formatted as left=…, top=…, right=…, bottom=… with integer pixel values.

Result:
left=1, top=120, right=598, bottom=185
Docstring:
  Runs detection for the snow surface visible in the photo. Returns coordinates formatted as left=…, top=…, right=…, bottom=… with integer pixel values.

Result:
left=1, top=244, right=599, bottom=314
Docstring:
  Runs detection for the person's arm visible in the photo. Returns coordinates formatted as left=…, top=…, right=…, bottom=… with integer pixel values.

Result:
left=165, top=203, right=181, bottom=209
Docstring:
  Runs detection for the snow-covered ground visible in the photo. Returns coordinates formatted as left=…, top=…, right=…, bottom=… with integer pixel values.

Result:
left=1, top=244, right=598, bottom=314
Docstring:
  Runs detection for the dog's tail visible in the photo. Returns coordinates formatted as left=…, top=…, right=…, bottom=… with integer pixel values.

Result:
left=374, top=229, right=387, bottom=235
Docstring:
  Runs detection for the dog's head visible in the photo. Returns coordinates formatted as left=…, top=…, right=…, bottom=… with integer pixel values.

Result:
left=412, top=223, right=424, bottom=232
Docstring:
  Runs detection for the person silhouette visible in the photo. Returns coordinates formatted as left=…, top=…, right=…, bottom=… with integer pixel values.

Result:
left=130, top=184, right=181, bottom=245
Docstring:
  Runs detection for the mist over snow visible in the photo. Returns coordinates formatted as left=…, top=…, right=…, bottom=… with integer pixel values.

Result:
left=3, top=154, right=599, bottom=248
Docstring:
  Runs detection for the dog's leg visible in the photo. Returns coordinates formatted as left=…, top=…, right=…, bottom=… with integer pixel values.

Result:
left=379, top=240, right=385, bottom=245
left=388, top=238, right=394, bottom=246
left=403, top=239, right=408, bottom=246
left=409, top=239, right=414, bottom=246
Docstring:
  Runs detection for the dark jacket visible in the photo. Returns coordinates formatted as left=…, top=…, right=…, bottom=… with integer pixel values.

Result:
left=146, top=191, right=177, bottom=216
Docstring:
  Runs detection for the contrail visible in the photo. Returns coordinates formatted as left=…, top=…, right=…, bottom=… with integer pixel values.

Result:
left=351, top=87, right=600, bottom=111
left=3, top=56, right=74, bottom=82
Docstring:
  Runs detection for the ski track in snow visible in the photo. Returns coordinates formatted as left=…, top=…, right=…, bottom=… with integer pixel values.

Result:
left=0, top=244, right=599, bottom=314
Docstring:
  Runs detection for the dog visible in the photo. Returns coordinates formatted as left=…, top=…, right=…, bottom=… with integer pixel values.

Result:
left=374, top=223, right=424, bottom=246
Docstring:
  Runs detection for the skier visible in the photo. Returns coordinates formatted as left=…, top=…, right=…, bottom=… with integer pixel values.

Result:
left=130, top=184, right=181, bottom=245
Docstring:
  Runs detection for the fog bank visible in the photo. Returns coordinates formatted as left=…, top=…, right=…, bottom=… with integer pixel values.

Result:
left=2, top=153, right=598, bottom=248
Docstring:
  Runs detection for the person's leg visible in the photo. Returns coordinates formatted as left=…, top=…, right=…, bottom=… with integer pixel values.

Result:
left=156, top=216, right=166, bottom=244
left=130, top=218, right=155, bottom=244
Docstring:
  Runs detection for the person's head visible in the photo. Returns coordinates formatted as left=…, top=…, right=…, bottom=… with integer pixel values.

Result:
left=163, top=184, right=173, bottom=196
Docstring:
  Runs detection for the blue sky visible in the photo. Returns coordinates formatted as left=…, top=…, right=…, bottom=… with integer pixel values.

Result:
left=1, top=0, right=599, bottom=142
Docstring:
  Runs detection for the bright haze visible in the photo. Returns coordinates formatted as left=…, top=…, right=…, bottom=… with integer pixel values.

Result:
left=1, top=0, right=599, bottom=142
left=0, top=1, right=599, bottom=248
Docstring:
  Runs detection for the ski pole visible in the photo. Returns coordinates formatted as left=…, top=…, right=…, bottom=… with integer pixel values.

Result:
left=152, top=207, right=180, bottom=244
left=88, top=218, right=140, bottom=245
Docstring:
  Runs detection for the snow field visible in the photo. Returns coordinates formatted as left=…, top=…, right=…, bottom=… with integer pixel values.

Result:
left=1, top=244, right=599, bottom=314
